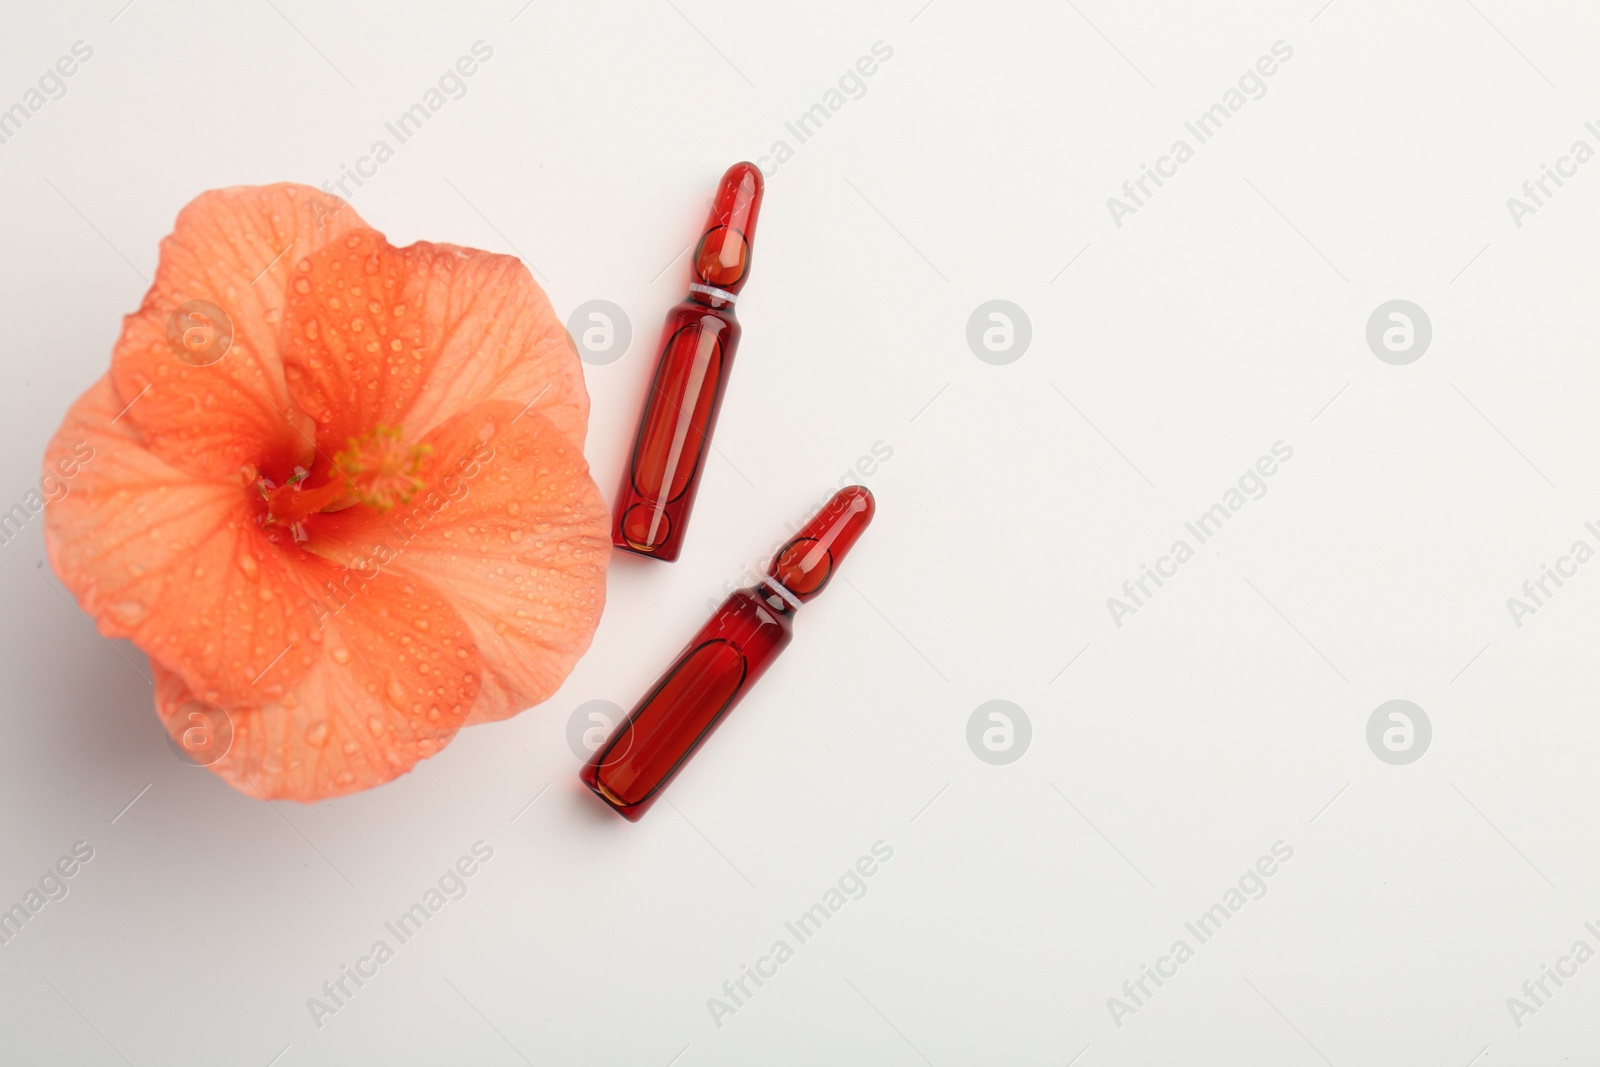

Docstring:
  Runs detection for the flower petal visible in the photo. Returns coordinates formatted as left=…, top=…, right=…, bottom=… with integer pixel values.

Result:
left=154, top=560, right=484, bottom=801
left=311, top=399, right=609, bottom=724
left=281, top=229, right=589, bottom=459
left=44, top=376, right=320, bottom=706
left=110, top=184, right=362, bottom=482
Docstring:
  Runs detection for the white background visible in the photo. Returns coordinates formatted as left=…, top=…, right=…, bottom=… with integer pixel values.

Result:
left=2, top=0, right=1599, bottom=1063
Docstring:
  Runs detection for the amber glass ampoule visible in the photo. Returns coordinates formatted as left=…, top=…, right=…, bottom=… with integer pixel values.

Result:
left=582, top=486, right=875, bottom=820
left=612, top=162, right=765, bottom=562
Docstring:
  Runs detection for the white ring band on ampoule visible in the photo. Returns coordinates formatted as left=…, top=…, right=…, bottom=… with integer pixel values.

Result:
left=761, top=576, right=804, bottom=611
left=689, top=283, right=738, bottom=304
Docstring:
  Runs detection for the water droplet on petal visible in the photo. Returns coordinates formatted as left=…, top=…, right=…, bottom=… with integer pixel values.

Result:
left=108, top=600, right=148, bottom=625
left=306, top=721, right=330, bottom=747
left=368, top=715, right=387, bottom=736
left=330, top=646, right=351, bottom=665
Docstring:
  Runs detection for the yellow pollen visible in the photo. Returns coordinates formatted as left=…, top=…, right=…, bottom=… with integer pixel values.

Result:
left=333, top=426, right=429, bottom=511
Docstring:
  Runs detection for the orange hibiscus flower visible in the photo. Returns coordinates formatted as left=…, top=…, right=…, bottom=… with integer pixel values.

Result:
left=43, top=184, right=610, bottom=801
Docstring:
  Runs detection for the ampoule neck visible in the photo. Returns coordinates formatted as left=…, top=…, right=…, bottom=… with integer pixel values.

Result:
left=746, top=579, right=800, bottom=617
left=686, top=286, right=737, bottom=313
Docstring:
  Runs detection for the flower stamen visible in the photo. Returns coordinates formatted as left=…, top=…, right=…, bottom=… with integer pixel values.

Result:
left=260, top=427, right=428, bottom=530
left=332, top=427, right=429, bottom=512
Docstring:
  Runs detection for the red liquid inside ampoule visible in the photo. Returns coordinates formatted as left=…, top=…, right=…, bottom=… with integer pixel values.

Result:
left=583, top=486, right=875, bottom=819
left=613, top=162, right=764, bottom=562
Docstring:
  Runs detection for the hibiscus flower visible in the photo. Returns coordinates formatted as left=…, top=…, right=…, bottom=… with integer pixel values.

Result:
left=42, top=183, right=610, bottom=801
